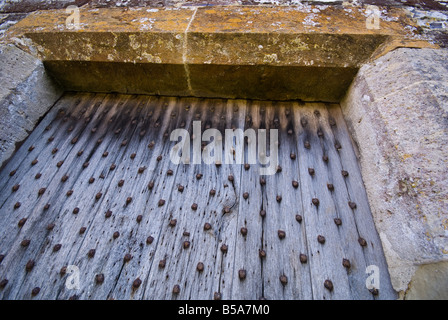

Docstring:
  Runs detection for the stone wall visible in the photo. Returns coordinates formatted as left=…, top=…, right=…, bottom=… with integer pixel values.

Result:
left=340, top=47, right=448, bottom=299
left=0, top=44, right=62, bottom=168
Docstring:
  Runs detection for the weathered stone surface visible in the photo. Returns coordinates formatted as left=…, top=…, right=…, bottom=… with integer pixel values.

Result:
left=4, top=5, right=435, bottom=101
left=0, top=44, right=62, bottom=168
left=404, top=261, right=448, bottom=299
left=340, top=47, right=448, bottom=297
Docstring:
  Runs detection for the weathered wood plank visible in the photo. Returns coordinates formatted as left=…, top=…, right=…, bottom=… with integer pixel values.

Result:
left=326, top=106, right=396, bottom=299
left=0, top=93, right=397, bottom=300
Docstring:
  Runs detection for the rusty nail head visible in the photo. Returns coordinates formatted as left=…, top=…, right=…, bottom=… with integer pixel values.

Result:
left=47, top=223, right=55, bottom=231
left=21, top=239, right=30, bottom=247
left=167, top=169, right=173, bottom=176
left=317, top=129, right=324, bottom=137
left=52, top=148, right=58, bottom=154
left=14, top=202, right=21, bottom=209
left=28, top=146, right=35, bottom=152
left=25, top=259, right=35, bottom=271
left=323, top=155, right=329, bottom=162
left=238, top=269, right=246, bottom=280
left=224, top=206, right=230, bottom=214
left=126, top=197, right=132, bottom=205
left=327, top=183, right=334, bottom=191
left=191, top=203, right=198, bottom=211
left=304, top=141, right=311, bottom=149
left=124, top=253, right=132, bottom=262
left=317, top=235, right=326, bottom=244
left=130, top=153, right=136, bottom=159
left=214, top=292, right=222, bottom=300
left=173, top=285, right=181, bottom=294
left=335, top=142, right=342, bottom=150
left=10, top=169, right=17, bottom=176
left=197, top=262, right=204, bottom=272
left=204, top=223, right=211, bottom=231
left=87, top=249, right=96, bottom=258
left=244, top=163, right=250, bottom=170
left=57, top=160, right=64, bottom=167
left=110, top=164, right=116, bottom=171
left=369, top=288, right=379, bottom=296
left=169, top=219, right=177, bottom=227
left=342, top=170, right=349, bottom=177
left=61, top=175, right=69, bottom=182
left=228, top=174, right=234, bottom=182
left=48, top=136, right=54, bottom=142
left=73, top=207, right=79, bottom=214
left=358, top=237, right=367, bottom=247
left=342, top=258, right=351, bottom=269
left=280, top=275, right=288, bottom=285
left=324, top=280, right=334, bottom=291
left=308, top=168, right=315, bottom=175
left=60, top=266, right=67, bottom=276
left=97, top=138, right=103, bottom=145
left=146, top=236, right=154, bottom=244
left=243, top=192, right=249, bottom=200
left=138, top=167, right=146, bottom=174
left=121, top=140, right=128, bottom=147
left=183, top=241, right=190, bottom=249
left=35, top=173, right=42, bottom=179
left=348, top=201, right=357, bottom=209
left=103, top=151, right=109, bottom=157
left=290, top=153, right=296, bottom=160
left=147, top=181, right=155, bottom=190
left=259, top=249, right=266, bottom=258
left=71, top=137, right=78, bottom=144
left=77, top=150, right=84, bottom=157
left=79, top=227, right=87, bottom=234
left=278, top=230, right=286, bottom=239
left=136, top=215, right=143, bottom=223
left=113, top=231, right=120, bottom=239
left=292, top=180, right=299, bottom=188
left=31, top=159, right=38, bottom=166
left=299, top=253, right=308, bottom=263
left=159, top=259, right=166, bottom=269
left=89, top=177, right=95, bottom=184
left=0, top=279, right=8, bottom=288
left=260, top=177, right=266, bottom=186
left=158, top=199, right=166, bottom=207
left=312, top=198, right=320, bottom=206
left=221, top=244, right=228, bottom=253
left=296, top=214, right=303, bottom=223
left=132, top=278, right=142, bottom=289
left=334, top=218, right=342, bottom=226
left=118, top=180, right=124, bottom=187
left=183, top=231, right=190, bottom=236
left=17, top=218, right=27, bottom=228
left=31, top=287, right=40, bottom=296
left=83, top=161, right=89, bottom=168
left=260, top=209, right=266, bottom=218
left=156, top=155, right=162, bottom=161
left=276, top=195, right=282, bottom=203
left=53, top=244, right=62, bottom=252
left=276, top=165, right=282, bottom=173
left=287, top=129, right=293, bottom=135
left=95, top=273, right=105, bottom=284
left=91, top=127, right=97, bottom=133
left=148, top=141, right=155, bottom=149
left=105, top=210, right=112, bottom=218
left=240, top=227, right=248, bottom=236
left=209, top=189, right=216, bottom=196
left=177, top=185, right=184, bottom=192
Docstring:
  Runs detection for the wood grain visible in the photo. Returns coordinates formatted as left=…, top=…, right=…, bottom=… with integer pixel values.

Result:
left=0, top=93, right=397, bottom=300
